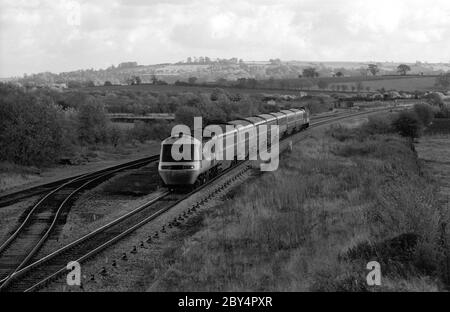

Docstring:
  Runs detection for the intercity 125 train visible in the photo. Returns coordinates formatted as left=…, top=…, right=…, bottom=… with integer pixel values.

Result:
left=158, top=108, right=310, bottom=188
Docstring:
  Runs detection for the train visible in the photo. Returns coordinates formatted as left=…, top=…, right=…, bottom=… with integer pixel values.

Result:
left=158, top=108, right=310, bottom=188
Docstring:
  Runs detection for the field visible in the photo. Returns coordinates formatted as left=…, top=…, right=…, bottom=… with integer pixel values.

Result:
left=426, top=119, right=450, bottom=134
left=83, top=84, right=317, bottom=96
left=83, top=74, right=439, bottom=95
left=332, top=76, right=437, bottom=92
left=144, top=117, right=449, bottom=291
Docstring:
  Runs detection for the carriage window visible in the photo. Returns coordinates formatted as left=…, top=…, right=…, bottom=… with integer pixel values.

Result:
left=161, top=144, right=196, bottom=162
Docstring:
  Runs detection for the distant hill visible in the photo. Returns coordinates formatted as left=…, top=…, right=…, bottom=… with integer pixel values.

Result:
left=9, top=59, right=450, bottom=88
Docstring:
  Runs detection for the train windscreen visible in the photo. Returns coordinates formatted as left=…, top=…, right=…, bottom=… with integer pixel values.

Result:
left=161, top=144, right=196, bottom=162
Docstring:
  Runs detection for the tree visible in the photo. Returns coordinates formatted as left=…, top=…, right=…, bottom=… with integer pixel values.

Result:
left=84, top=80, right=95, bottom=87
left=109, top=125, right=122, bottom=148
left=127, top=76, right=141, bottom=85
left=413, top=103, right=434, bottom=126
left=236, top=78, right=247, bottom=88
left=351, top=85, right=356, bottom=92
left=359, top=67, right=368, bottom=76
left=210, top=88, right=225, bottom=101
left=67, top=80, right=83, bottom=88
left=317, top=79, right=329, bottom=90
left=335, top=71, right=343, bottom=77
left=356, top=81, right=364, bottom=93
left=302, top=67, right=319, bottom=78
left=393, top=111, right=423, bottom=138
left=188, top=77, right=198, bottom=85
left=435, top=73, right=450, bottom=89
left=216, top=78, right=227, bottom=85
left=77, top=97, right=108, bottom=144
left=247, top=78, right=258, bottom=89
left=368, top=64, right=379, bottom=76
left=175, top=105, right=202, bottom=128
left=0, top=84, right=67, bottom=166
left=397, top=64, right=411, bottom=76
left=118, top=62, right=138, bottom=69
left=341, top=85, right=348, bottom=91
left=104, top=81, right=113, bottom=86
left=366, top=86, right=371, bottom=92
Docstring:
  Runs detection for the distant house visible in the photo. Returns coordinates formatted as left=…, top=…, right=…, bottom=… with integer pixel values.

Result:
left=50, top=83, right=67, bottom=90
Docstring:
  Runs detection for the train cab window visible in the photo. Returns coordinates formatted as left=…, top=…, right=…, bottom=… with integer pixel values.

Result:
left=161, top=144, right=196, bottom=162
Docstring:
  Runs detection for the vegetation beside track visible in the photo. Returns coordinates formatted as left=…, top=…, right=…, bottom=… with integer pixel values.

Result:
left=148, top=115, right=449, bottom=291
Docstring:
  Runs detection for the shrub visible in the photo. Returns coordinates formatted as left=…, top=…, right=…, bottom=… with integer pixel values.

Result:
left=392, top=111, right=423, bottom=138
left=362, top=114, right=395, bottom=135
left=435, top=105, right=450, bottom=118
left=413, top=103, right=434, bottom=126
left=328, top=124, right=359, bottom=142
left=0, top=85, right=67, bottom=166
left=77, top=97, right=108, bottom=144
left=129, top=120, right=172, bottom=143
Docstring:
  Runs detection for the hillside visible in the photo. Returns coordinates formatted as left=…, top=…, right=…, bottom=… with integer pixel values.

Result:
left=12, top=59, right=450, bottom=89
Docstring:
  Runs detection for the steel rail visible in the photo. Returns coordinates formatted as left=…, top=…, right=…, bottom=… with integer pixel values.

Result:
left=0, top=156, right=159, bottom=286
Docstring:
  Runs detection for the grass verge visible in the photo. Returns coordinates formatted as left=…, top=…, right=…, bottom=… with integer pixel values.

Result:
left=148, top=119, right=449, bottom=291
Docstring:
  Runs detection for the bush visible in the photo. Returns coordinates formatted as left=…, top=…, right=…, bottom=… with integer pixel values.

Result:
left=362, top=114, right=395, bottom=135
left=0, top=84, right=67, bottom=166
left=129, top=120, right=172, bottom=143
left=392, top=111, right=423, bottom=138
left=435, top=105, right=450, bottom=118
left=413, top=103, right=434, bottom=126
left=328, top=124, right=360, bottom=142
left=77, top=97, right=109, bottom=144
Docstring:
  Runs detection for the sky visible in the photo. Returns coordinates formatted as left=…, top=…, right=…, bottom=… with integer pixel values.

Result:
left=1, top=0, right=449, bottom=77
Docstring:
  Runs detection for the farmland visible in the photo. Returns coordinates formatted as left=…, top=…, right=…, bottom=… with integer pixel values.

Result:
left=330, top=76, right=437, bottom=92
left=81, top=74, right=440, bottom=95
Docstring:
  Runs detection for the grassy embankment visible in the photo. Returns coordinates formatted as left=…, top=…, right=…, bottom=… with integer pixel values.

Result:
left=148, top=115, right=449, bottom=291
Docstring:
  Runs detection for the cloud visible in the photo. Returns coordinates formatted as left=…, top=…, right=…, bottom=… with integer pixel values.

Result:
left=0, top=0, right=449, bottom=77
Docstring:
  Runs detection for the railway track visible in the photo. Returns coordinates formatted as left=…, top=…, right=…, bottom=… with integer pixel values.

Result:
left=0, top=159, right=251, bottom=292
left=0, top=107, right=403, bottom=292
left=0, top=156, right=160, bottom=208
left=0, top=155, right=159, bottom=288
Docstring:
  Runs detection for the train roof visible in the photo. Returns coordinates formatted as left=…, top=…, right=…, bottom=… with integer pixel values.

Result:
left=228, top=119, right=253, bottom=129
left=243, top=116, right=266, bottom=125
left=269, top=112, right=288, bottom=118
left=257, top=114, right=277, bottom=122
left=289, top=108, right=305, bottom=112
left=162, top=134, right=201, bottom=145
left=203, top=123, right=237, bottom=139
left=280, top=109, right=297, bottom=116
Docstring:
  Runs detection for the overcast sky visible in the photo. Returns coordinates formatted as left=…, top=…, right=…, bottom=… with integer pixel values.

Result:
left=1, top=0, right=449, bottom=77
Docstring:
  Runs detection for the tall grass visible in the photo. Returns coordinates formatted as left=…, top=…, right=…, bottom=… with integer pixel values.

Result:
left=149, top=123, right=449, bottom=291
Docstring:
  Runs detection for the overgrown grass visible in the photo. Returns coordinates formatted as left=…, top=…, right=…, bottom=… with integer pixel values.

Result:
left=149, top=119, right=449, bottom=292
left=0, top=162, right=42, bottom=193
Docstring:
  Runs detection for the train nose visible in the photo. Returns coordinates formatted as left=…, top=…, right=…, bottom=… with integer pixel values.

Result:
left=159, top=170, right=198, bottom=185
left=158, top=163, right=200, bottom=186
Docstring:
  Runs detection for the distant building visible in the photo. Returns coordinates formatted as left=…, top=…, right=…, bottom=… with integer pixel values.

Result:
left=50, top=83, right=67, bottom=90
